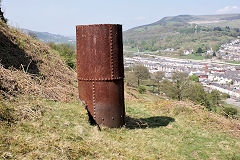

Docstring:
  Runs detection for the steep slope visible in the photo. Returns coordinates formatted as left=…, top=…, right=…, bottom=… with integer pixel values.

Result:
left=0, top=20, right=78, bottom=102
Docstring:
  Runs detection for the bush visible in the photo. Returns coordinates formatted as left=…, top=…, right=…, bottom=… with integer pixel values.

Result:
left=48, top=42, right=77, bottom=70
left=138, top=86, right=146, bottom=94
left=189, top=75, right=199, bottom=82
left=221, top=93, right=230, bottom=100
left=223, top=107, right=238, bottom=118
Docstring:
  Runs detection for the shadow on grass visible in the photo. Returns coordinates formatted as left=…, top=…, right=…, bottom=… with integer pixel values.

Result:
left=125, top=116, right=175, bottom=129
left=0, top=30, right=40, bottom=74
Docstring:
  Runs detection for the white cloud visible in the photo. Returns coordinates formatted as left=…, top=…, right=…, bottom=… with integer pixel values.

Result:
left=216, top=6, right=240, bottom=13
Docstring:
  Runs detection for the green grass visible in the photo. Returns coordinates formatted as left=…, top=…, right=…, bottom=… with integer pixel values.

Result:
left=176, top=54, right=205, bottom=60
left=0, top=91, right=240, bottom=159
left=123, top=46, right=138, bottom=52
left=158, top=53, right=205, bottom=60
left=226, top=61, right=240, bottom=64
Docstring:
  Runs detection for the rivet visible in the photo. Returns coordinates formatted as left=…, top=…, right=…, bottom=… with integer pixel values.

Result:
left=112, top=117, right=114, bottom=120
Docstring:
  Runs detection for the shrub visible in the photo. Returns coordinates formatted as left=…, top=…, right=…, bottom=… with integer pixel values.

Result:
left=138, top=86, right=146, bottom=94
left=189, top=75, right=199, bottom=82
left=223, top=107, right=238, bottom=118
left=221, top=93, right=230, bottom=100
left=48, top=42, right=77, bottom=70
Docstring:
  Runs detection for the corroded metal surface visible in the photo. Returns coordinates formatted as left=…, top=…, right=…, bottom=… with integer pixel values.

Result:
left=76, top=24, right=125, bottom=128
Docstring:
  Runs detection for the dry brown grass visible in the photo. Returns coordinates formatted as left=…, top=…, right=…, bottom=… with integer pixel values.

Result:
left=0, top=20, right=78, bottom=102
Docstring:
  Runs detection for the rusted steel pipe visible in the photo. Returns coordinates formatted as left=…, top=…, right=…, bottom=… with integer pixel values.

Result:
left=76, top=24, right=125, bottom=128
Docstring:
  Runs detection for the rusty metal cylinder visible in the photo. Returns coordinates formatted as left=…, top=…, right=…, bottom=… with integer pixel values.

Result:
left=76, top=24, right=125, bottom=128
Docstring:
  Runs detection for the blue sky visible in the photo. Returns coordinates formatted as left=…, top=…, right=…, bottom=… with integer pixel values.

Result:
left=2, top=0, right=240, bottom=36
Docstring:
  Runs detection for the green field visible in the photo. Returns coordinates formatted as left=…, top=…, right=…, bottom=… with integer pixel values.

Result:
left=175, top=54, right=205, bottom=60
left=226, top=61, right=240, bottom=64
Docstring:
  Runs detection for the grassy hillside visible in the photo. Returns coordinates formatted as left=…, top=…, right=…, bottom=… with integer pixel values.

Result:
left=1, top=88, right=240, bottom=159
left=151, top=14, right=240, bottom=26
left=123, top=14, right=240, bottom=54
left=0, top=20, right=78, bottom=102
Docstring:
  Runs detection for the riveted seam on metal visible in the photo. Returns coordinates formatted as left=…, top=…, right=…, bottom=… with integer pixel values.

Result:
left=76, top=24, right=125, bottom=128
left=92, top=81, right=96, bottom=119
left=109, top=26, right=114, bottom=79
left=78, top=77, right=124, bottom=81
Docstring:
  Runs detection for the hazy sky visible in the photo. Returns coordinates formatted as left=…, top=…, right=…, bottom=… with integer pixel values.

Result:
left=2, top=0, right=240, bottom=36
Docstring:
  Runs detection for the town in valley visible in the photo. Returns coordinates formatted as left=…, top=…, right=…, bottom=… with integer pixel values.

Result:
left=124, top=39, right=240, bottom=107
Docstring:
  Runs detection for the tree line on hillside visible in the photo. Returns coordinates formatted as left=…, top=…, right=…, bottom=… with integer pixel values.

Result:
left=125, top=65, right=238, bottom=117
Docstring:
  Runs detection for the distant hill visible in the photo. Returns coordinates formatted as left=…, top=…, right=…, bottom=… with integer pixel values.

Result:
left=21, top=29, right=75, bottom=44
left=151, top=14, right=240, bottom=26
left=123, top=14, right=240, bottom=53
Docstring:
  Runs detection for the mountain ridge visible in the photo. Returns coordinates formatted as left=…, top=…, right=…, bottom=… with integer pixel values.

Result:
left=123, top=13, right=240, bottom=53
left=126, top=13, right=240, bottom=31
left=21, top=29, right=75, bottom=44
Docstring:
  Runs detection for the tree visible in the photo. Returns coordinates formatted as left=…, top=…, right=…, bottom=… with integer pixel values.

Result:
left=160, top=79, right=176, bottom=99
left=212, top=45, right=220, bottom=52
left=221, top=93, right=230, bottom=100
left=223, top=107, right=238, bottom=118
left=213, top=27, right=222, bottom=31
left=152, top=71, right=164, bottom=91
left=125, top=71, right=137, bottom=87
left=171, top=72, right=190, bottom=101
left=160, top=72, right=189, bottom=101
left=196, top=47, right=203, bottom=54
left=0, top=0, right=7, bottom=23
left=189, top=75, right=199, bottom=82
left=233, top=28, right=240, bottom=33
left=138, top=86, right=146, bottom=94
left=225, top=26, right=230, bottom=32
left=208, top=90, right=221, bottom=107
left=194, top=46, right=203, bottom=56
left=185, top=82, right=209, bottom=107
left=133, top=65, right=150, bottom=87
